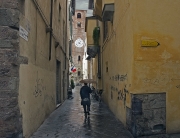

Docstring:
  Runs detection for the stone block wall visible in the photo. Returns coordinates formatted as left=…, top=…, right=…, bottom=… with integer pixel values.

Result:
left=0, top=0, right=25, bottom=137
left=126, top=93, right=166, bottom=137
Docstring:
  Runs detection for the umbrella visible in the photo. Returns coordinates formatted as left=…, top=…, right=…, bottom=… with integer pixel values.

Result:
left=79, top=79, right=97, bottom=83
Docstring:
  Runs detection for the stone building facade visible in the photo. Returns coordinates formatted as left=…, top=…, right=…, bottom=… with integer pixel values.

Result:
left=71, top=10, right=86, bottom=83
left=0, top=0, right=70, bottom=137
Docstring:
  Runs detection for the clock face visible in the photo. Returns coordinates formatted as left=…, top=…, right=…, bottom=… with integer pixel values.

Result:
left=75, top=38, right=84, bottom=47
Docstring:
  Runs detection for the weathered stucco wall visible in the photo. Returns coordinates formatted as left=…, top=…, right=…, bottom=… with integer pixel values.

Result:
left=18, top=0, right=68, bottom=137
left=102, top=0, right=114, bottom=9
left=102, top=0, right=133, bottom=125
left=131, top=0, right=180, bottom=134
left=19, top=64, right=56, bottom=137
left=86, top=19, right=96, bottom=46
left=100, top=0, right=180, bottom=136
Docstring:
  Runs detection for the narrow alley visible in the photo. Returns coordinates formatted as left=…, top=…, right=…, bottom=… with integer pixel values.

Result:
left=2, top=0, right=180, bottom=137
left=30, top=86, right=133, bottom=138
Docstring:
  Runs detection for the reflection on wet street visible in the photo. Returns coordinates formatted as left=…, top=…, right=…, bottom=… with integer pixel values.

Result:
left=31, top=86, right=133, bottom=138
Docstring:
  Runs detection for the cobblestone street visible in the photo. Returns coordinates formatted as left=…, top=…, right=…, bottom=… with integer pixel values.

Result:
left=30, top=86, right=133, bottom=138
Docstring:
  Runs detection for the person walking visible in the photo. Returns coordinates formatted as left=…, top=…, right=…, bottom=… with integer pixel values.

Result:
left=80, top=83, right=92, bottom=116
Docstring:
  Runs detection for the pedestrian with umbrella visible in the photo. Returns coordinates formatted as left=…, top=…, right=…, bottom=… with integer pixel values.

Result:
left=80, top=82, right=92, bottom=116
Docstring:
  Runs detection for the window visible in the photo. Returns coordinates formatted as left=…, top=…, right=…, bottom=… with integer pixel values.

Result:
left=77, top=13, right=81, bottom=18
left=78, top=71, right=81, bottom=76
left=106, top=61, right=108, bottom=72
left=78, top=55, right=81, bottom=61
left=58, top=4, right=61, bottom=21
left=77, top=22, right=81, bottom=27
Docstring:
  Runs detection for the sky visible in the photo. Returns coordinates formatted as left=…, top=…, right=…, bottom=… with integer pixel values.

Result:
left=75, top=0, right=93, bottom=17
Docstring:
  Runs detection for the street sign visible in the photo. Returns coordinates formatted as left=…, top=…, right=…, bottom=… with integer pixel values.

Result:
left=19, top=26, right=28, bottom=41
left=141, top=40, right=159, bottom=47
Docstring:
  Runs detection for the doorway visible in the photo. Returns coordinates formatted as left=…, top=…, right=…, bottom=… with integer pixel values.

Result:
left=62, top=71, right=66, bottom=100
left=56, top=60, right=61, bottom=105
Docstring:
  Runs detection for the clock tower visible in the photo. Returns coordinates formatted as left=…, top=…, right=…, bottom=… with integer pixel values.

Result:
left=72, top=10, right=87, bottom=83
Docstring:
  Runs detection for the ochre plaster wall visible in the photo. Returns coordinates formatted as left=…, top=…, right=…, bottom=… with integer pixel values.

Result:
left=18, top=0, right=68, bottom=137
left=131, top=0, right=180, bottom=133
left=19, top=64, right=56, bottom=137
left=86, top=19, right=97, bottom=45
left=102, top=0, right=133, bottom=125
left=101, top=0, right=180, bottom=134
left=102, top=0, right=114, bottom=8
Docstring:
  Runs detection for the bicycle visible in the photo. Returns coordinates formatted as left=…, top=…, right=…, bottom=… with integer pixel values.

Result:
left=96, top=89, right=103, bottom=104
left=91, top=86, right=97, bottom=100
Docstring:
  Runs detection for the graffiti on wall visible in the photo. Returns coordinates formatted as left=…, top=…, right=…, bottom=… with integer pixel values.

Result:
left=176, top=85, right=180, bottom=89
left=110, top=74, right=127, bottom=82
left=171, top=78, right=180, bottom=89
left=118, top=85, right=129, bottom=107
left=34, top=71, right=46, bottom=97
left=142, top=74, right=169, bottom=86
left=111, top=85, right=129, bottom=107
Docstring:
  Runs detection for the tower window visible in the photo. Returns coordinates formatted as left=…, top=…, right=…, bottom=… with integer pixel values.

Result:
left=77, top=22, right=81, bottom=27
left=78, top=56, right=81, bottom=61
left=78, top=71, right=81, bottom=76
left=77, top=13, right=81, bottom=18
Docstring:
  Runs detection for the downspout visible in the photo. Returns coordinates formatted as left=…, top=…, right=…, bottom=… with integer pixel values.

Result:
left=49, top=0, right=53, bottom=60
left=102, top=46, right=104, bottom=92
left=66, top=0, right=68, bottom=69
left=69, top=0, right=73, bottom=64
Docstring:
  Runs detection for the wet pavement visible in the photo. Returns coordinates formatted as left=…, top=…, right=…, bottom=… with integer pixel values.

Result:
left=30, top=86, right=133, bottom=138
left=30, top=86, right=180, bottom=138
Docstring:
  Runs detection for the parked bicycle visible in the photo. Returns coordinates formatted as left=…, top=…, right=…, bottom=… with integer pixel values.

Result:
left=97, top=89, right=103, bottom=104
left=91, top=86, right=97, bottom=100
left=91, top=86, right=103, bottom=104
left=67, top=86, right=73, bottom=99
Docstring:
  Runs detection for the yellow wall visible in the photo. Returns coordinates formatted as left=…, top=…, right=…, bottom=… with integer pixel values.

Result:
left=102, top=0, right=114, bottom=8
left=18, top=0, right=68, bottom=137
left=98, top=0, right=180, bottom=134
left=86, top=19, right=97, bottom=45
left=86, top=18, right=102, bottom=89
left=131, top=0, right=180, bottom=133
left=101, top=0, right=133, bottom=124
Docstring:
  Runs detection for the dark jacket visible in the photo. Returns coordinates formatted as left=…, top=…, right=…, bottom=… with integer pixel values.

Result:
left=80, top=85, right=92, bottom=99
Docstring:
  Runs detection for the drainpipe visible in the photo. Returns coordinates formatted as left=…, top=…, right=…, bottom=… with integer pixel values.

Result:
left=49, top=0, right=53, bottom=60
left=102, top=45, right=104, bottom=93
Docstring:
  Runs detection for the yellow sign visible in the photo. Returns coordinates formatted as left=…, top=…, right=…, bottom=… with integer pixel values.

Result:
left=141, top=40, right=159, bottom=47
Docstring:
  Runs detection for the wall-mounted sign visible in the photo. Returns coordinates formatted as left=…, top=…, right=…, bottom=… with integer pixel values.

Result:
left=141, top=40, right=159, bottom=47
left=19, top=26, right=28, bottom=41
